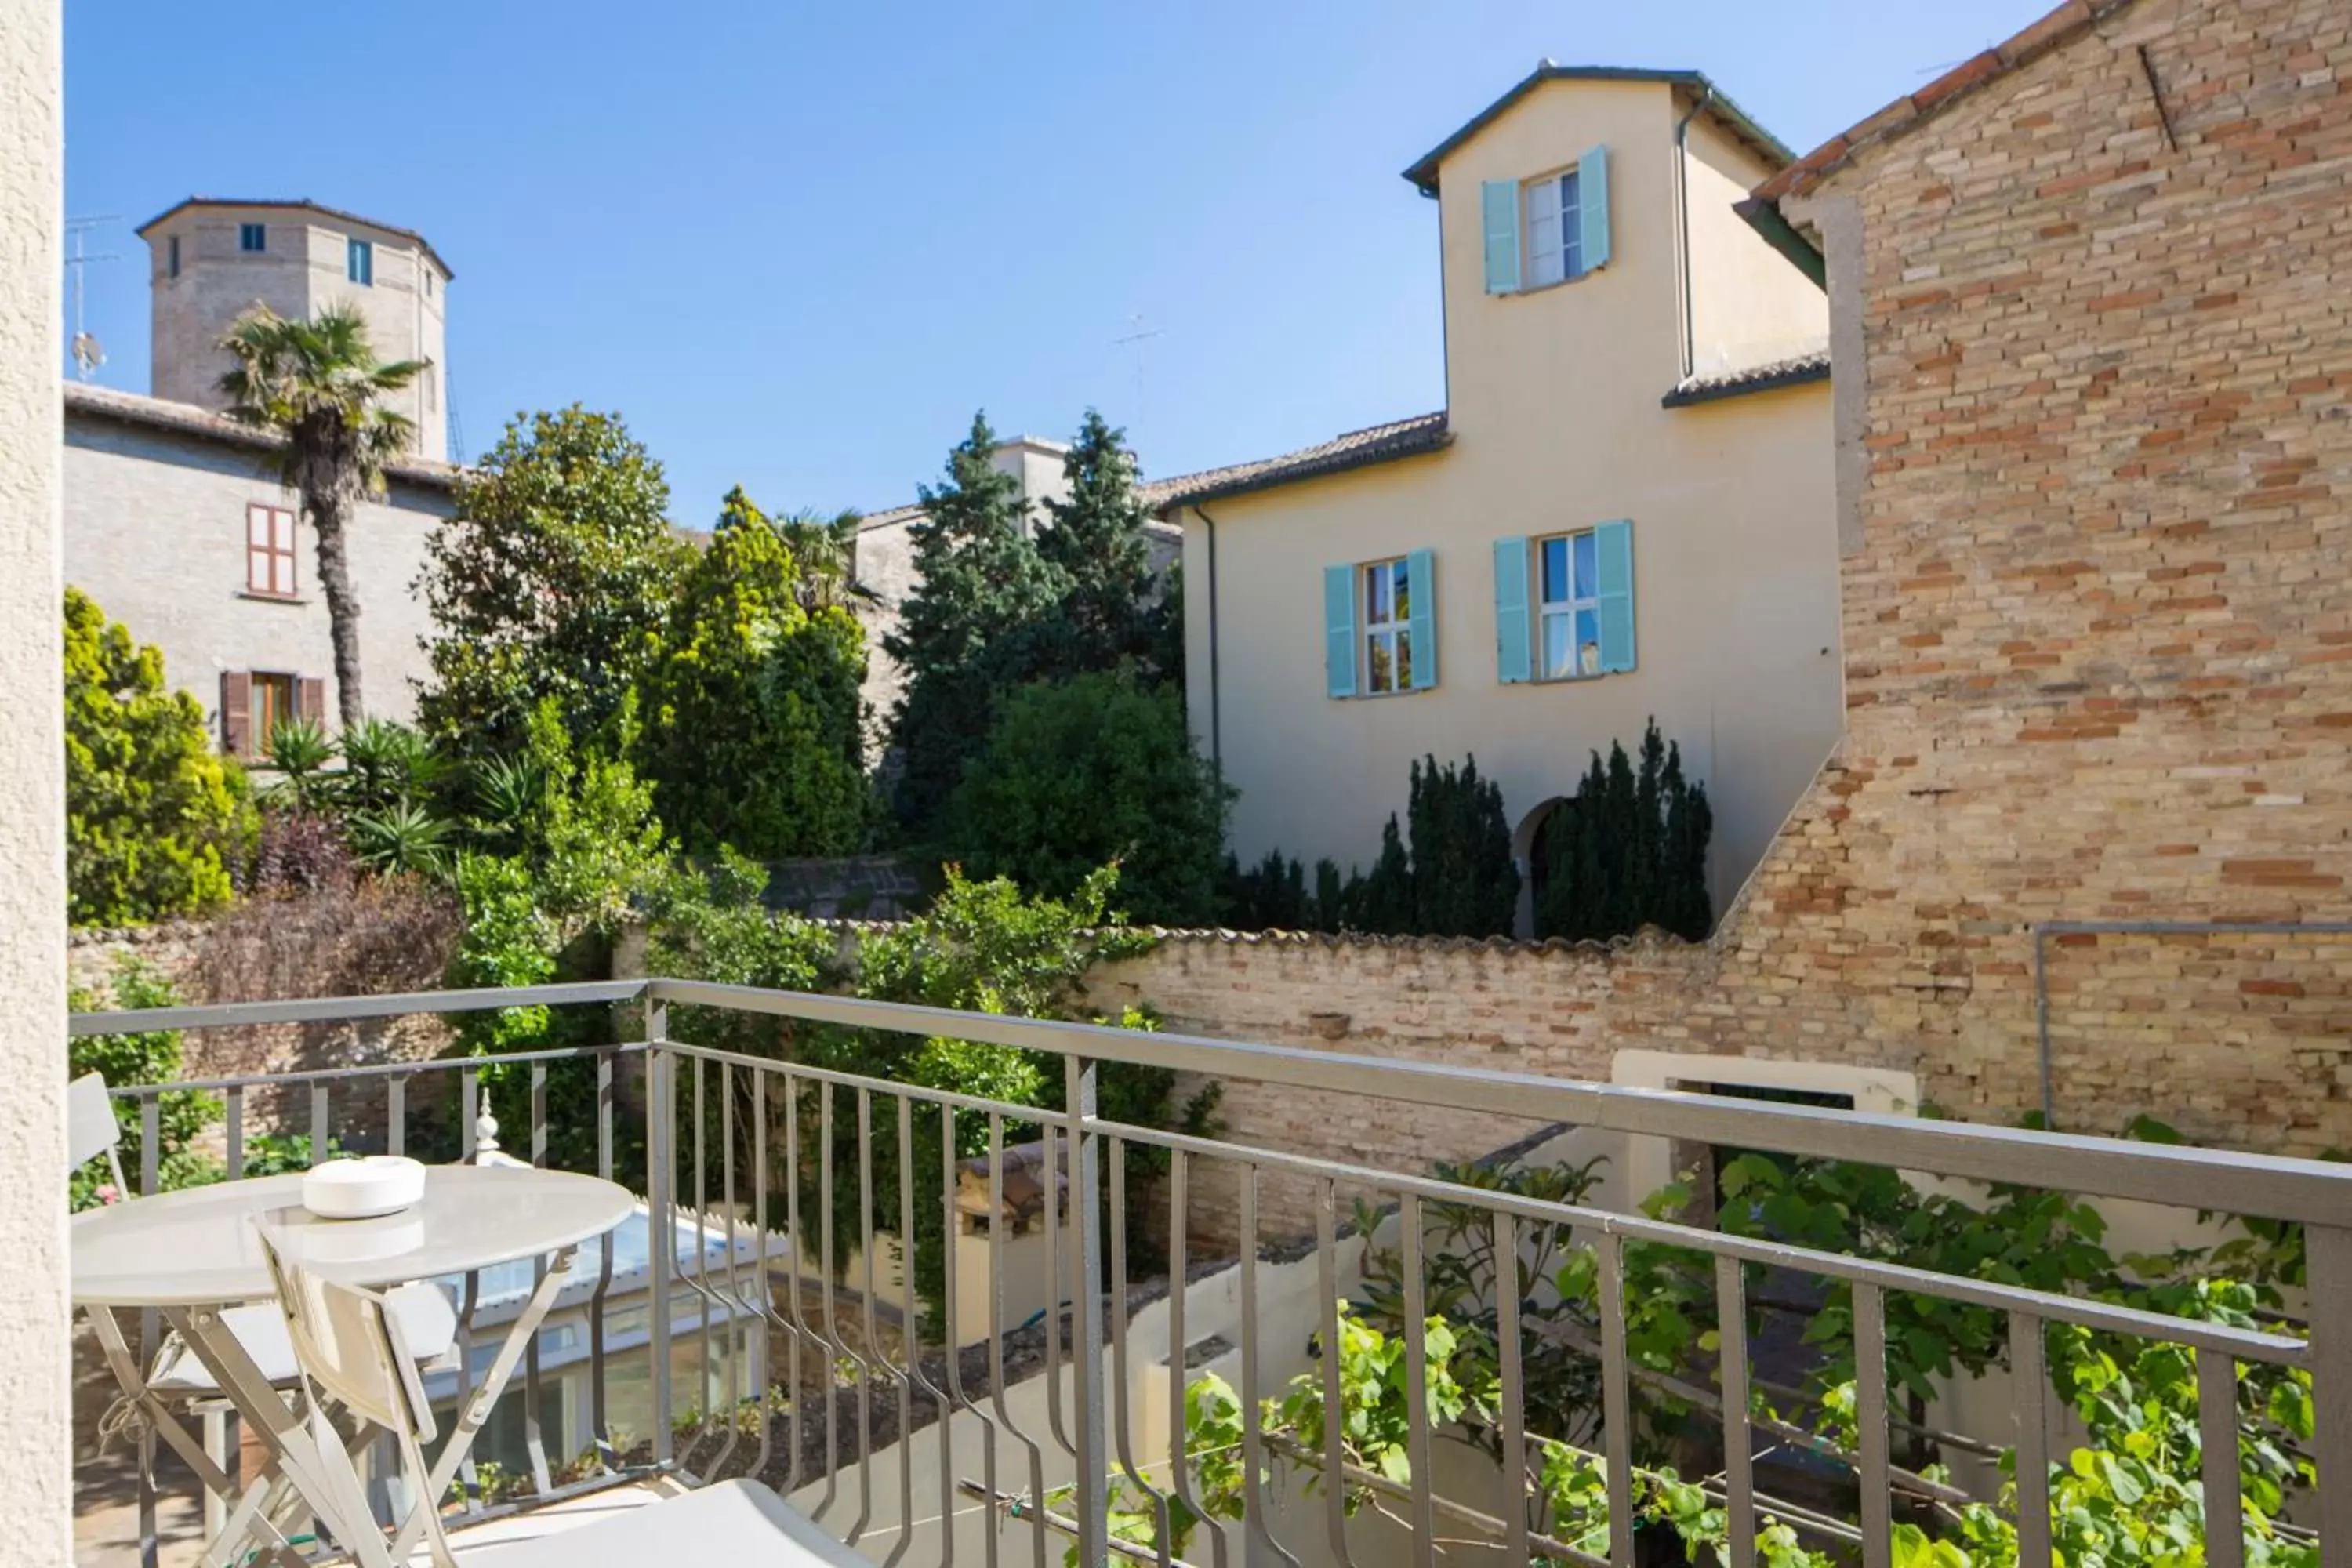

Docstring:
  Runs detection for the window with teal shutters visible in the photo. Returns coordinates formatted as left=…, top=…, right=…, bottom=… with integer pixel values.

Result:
left=1579, top=145, right=1611, bottom=271
left=347, top=238, right=372, bottom=285
left=1323, top=564, right=1357, bottom=699
left=1594, top=519, right=1635, bottom=673
left=1493, top=537, right=1531, bottom=684
left=1405, top=548, right=1436, bottom=690
left=1481, top=180, right=1520, bottom=295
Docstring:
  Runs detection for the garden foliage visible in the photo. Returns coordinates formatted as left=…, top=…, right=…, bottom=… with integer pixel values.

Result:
left=64, top=587, right=251, bottom=926
left=1535, top=717, right=1713, bottom=942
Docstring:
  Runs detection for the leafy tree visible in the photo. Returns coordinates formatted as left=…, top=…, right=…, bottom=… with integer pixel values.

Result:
left=945, top=672, right=1230, bottom=927
left=1033, top=409, right=1176, bottom=684
left=63, top=587, right=251, bottom=926
left=416, top=405, right=686, bottom=760
left=1537, top=718, right=1712, bottom=942
left=884, top=412, right=1067, bottom=840
left=216, top=303, right=423, bottom=726
left=714, top=486, right=862, bottom=612
left=635, top=494, right=869, bottom=859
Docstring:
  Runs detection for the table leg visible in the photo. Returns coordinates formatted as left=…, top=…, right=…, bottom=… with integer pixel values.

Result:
left=162, top=1304, right=381, bottom=1568
left=386, top=1246, right=578, bottom=1565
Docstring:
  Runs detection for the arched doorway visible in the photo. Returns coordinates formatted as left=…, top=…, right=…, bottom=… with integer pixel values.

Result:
left=1512, top=797, right=1570, bottom=939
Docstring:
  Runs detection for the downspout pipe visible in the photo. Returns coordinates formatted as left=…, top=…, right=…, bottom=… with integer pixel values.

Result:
left=1675, top=85, right=1713, bottom=381
left=1196, top=505, right=1222, bottom=772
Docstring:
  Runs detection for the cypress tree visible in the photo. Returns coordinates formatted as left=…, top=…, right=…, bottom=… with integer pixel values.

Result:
left=884, top=412, right=1068, bottom=840
left=1534, top=719, right=1715, bottom=942
left=1032, top=410, right=1173, bottom=684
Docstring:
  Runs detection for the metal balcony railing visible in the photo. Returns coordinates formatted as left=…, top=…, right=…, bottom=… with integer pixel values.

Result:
left=71, top=978, right=2352, bottom=1568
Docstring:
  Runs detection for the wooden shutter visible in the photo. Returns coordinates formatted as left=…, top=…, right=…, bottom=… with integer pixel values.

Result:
left=1579, top=145, right=1611, bottom=271
left=1405, top=547, right=1437, bottom=691
left=1481, top=180, right=1521, bottom=295
left=1323, top=564, right=1357, bottom=699
left=298, top=677, right=327, bottom=723
left=222, top=671, right=252, bottom=758
left=1493, top=537, right=1531, bottom=684
left=1594, top=520, right=1636, bottom=673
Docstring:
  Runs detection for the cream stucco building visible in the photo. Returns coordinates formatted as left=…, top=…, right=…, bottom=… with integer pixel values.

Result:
left=63, top=201, right=459, bottom=753
left=1155, top=65, right=1841, bottom=928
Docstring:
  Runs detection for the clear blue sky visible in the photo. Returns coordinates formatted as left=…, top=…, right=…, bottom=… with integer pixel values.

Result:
left=65, top=0, right=2048, bottom=521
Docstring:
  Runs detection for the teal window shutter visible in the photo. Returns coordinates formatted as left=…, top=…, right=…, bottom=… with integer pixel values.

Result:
left=1594, top=520, right=1635, bottom=673
left=1323, top=564, right=1357, bottom=699
left=1406, top=548, right=1437, bottom=690
left=1579, top=145, right=1611, bottom=271
left=1492, top=537, right=1531, bottom=684
left=1482, top=180, right=1521, bottom=295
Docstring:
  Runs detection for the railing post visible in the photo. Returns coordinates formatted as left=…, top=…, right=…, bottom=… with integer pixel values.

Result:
left=648, top=994, right=674, bottom=1466
left=1065, top=1054, right=1109, bottom=1567
left=2309, top=1224, right=2352, bottom=1558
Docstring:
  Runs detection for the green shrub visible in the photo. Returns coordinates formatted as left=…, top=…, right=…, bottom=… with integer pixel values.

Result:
left=1535, top=718, right=1712, bottom=942
left=634, top=495, right=869, bottom=860
left=67, top=960, right=217, bottom=1207
left=946, top=671, right=1230, bottom=927
left=64, top=587, right=252, bottom=926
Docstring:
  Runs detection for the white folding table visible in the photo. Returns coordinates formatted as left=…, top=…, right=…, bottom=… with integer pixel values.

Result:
left=73, top=1163, right=634, bottom=1566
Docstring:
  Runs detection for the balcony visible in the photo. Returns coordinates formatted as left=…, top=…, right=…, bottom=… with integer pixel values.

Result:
left=70, top=979, right=2352, bottom=1566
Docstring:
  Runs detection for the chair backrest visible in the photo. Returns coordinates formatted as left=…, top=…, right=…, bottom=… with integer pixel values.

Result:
left=67, top=1073, right=127, bottom=1190
left=253, top=1221, right=438, bottom=1447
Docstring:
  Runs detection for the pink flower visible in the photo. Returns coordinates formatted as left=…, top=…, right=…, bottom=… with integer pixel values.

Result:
left=96, top=1184, right=121, bottom=1207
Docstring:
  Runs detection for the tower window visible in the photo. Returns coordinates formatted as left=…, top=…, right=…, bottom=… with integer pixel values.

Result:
left=424, top=268, right=434, bottom=298
left=166, top=236, right=180, bottom=278
left=347, top=238, right=373, bottom=285
left=239, top=223, right=266, bottom=252
left=423, top=365, right=437, bottom=412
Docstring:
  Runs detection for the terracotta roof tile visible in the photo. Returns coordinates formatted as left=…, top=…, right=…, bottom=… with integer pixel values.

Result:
left=64, top=382, right=459, bottom=491
left=1144, top=412, right=1451, bottom=512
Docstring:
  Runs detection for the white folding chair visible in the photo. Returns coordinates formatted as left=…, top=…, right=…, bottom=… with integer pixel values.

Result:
left=256, top=1228, right=866, bottom=1568
left=71, top=1071, right=459, bottom=1551
left=255, top=1221, right=459, bottom=1568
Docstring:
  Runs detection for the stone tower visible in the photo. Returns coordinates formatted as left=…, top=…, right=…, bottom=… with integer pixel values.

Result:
left=136, top=198, right=452, bottom=463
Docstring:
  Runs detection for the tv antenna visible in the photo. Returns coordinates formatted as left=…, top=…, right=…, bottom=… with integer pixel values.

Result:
left=1112, top=313, right=1162, bottom=440
left=65, top=214, right=120, bottom=381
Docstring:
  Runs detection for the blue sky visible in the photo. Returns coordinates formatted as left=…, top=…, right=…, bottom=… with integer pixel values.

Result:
left=65, top=1, right=2049, bottom=521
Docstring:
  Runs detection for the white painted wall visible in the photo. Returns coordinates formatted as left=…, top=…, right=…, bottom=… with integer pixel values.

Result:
left=0, top=0, right=74, bottom=1557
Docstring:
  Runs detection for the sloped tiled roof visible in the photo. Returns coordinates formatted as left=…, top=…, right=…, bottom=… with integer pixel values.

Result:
left=1661, top=349, right=1831, bottom=408
left=1402, top=65, right=1793, bottom=196
left=64, top=381, right=459, bottom=491
left=1144, top=412, right=1452, bottom=514
left=1749, top=0, right=2133, bottom=207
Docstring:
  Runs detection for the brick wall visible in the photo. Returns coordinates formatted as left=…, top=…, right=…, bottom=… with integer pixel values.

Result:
left=1094, top=0, right=2352, bottom=1245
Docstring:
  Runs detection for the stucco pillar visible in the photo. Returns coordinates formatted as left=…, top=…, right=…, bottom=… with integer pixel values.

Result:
left=0, top=0, right=74, bottom=1560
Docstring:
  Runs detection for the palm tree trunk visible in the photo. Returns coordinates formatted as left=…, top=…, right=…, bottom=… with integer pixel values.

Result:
left=308, top=492, right=365, bottom=727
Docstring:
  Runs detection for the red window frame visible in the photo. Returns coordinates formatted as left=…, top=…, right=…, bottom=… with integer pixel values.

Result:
left=247, top=503, right=296, bottom=598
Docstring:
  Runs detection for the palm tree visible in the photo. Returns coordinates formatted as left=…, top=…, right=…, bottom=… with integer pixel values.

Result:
left=216, top=303, right=424, bottom=728
left=771, top=506, right=862, bottom=609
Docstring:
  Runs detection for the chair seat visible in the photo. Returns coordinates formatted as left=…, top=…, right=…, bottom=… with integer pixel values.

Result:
left=148, top=1282, right=458, bottom=1394
left=460, top=1479, right=866, bottom=1567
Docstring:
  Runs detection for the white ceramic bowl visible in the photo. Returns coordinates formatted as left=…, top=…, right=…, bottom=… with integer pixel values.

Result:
left=299, top=1155, right=426, bottom=1220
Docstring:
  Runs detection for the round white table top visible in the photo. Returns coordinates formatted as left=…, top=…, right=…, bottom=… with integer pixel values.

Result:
left=71, top=1164, right=636, bottom=1308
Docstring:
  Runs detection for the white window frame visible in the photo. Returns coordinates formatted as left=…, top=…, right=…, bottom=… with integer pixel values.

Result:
left=1535, top=529, right=1602, bottom=681
left=1361, top=557, right=1411, bottom=695
left=1523, top=169, right=1585, bottom=290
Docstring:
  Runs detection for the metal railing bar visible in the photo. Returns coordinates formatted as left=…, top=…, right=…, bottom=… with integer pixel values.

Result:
left=1854, top=1282, right=1892, bottom=1568
left=984, top=1110, right=1049, bottom=1568
left=524, top=1061, right=552, bottom=1496
left=704, top=1062, right=743, bottom=1484
left=2309, top=1225, right=2352, bottom=1557
left=590, top=1054, right=615, bottom=1472
left=70, top=980, right=650, bottom=1035
left=1106, top=1137, right=1174, bottom=1568
left=1091, top=1120, right=2312, bottom=1367
left=1261, top=1432, right=1607, bottom=1568
left=1042, top=1122, right=1073, bottom=1462
left=816, top=1083, right=846, bottom=1526
left=1596, top=1231, right=1633, bottom=1568
left=1717, top=1255, right=1755, bottom=1568
left=1400, top=1195, right=1436, bottom=1568
left=385, top=1073, right=405, bottom=1160
left=642, top=982, right=2352, bottom=1226
left=309, top=1082, right=328, bottom=1167
left=660, top=1037, right=1075, bottom=1127
left=138, top=1095, right=160, bottom=1568
left=781, top=1070, right=812, bottom=1502
left=746, top=1066, right=775, bottom=1489
left=647, top=1023, right=675, bottom=1468
left=940, top=1096, right=998, bottom=1568
left=887, top=1091, right=927, bottom=1568
left=99, top=1041, right=641, bottom=1098
left=848, top=1084, right=877, bottom=1545
left=2009, top=1312, right=2051, bottom=1568
left=1165, top=1149, right=1228, bottom=1568
left=224, top=1086, right=244, bottom=1179
left=1234, top=1164, right=1300, bottom=1568
left=2198, top=1348, right=2245, bottom=1568
left=1493, top=1210, right=1526, bottom=1568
